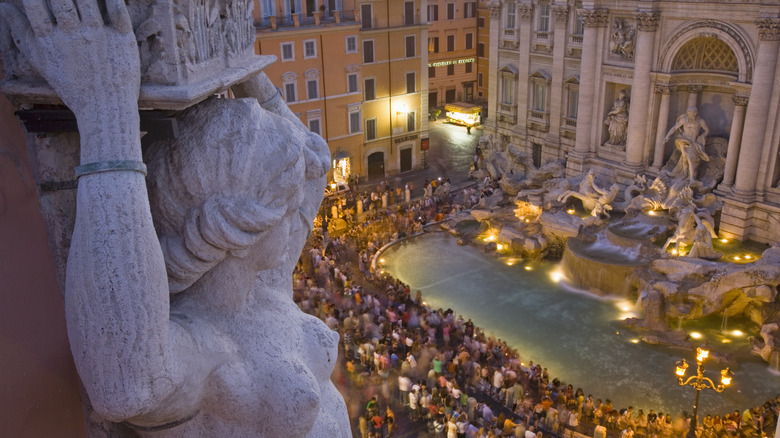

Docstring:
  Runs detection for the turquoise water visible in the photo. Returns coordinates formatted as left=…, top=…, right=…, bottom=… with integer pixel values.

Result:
left=380, top=232, right=780, bottom=416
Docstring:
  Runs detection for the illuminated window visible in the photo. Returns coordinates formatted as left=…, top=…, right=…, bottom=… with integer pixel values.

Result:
left=429, top=37, right=439, bottom=53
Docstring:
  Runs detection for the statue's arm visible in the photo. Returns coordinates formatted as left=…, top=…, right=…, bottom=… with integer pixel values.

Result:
left=0, top=0, right=194, bottom=421
left=664, top=119, right=683, bottom=143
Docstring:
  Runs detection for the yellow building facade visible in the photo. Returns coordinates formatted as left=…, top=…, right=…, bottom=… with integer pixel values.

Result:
left=254, top=0, right=429, bottom=184
left=426, top=0, right=479, bottom=109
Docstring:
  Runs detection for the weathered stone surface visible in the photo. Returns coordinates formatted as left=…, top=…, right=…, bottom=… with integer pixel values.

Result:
left=539, top=211, right=583, bottom=239
left=0, top=0, right=351, bottom=433
left=471, top=209, right=497, bottom=221
left=650, top=258, right=719, bottom=282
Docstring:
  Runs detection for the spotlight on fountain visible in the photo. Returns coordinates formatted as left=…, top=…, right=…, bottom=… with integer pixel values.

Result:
left=549, top=269, right=564, bottom=283
left=525, top=266, right=532, bottom=271
left=690, top=332, right=703, bottom=340
left=567, top=208, right=576, bottom=215
left=631, top=339, right=640, bottom=344
left=731, top=330, right=744, bottom=337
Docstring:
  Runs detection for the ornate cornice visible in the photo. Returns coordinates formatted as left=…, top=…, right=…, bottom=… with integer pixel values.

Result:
left=579, top=9, right=609, bottom=28
left=687, top=85, right=704, bottom=94
left=552, top=6, right=568, bottom=23
left=732, top=95, right=749, bottom=106
left=487, top=0, right=501, bottom=19
left=635, top=12, right=660, bottom=32
left=756, top=18, right=780, bottom=41
left=518, top=4, right=534, bottom=21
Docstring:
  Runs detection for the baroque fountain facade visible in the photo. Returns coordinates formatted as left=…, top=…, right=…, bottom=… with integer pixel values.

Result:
left=470, top=0, right=780, bottom=368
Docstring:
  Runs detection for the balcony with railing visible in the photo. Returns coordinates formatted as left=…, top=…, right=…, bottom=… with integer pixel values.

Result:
left=527, top=110, right=550, bottom=132
left=258, top=9, right=356, bottom=30
left=561, top=117, right=577, bottom=138
left=497, top=103, right=517, bottom=125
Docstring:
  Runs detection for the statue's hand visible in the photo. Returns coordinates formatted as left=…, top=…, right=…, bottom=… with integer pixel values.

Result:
left=0, top=0, right=140, bottom=118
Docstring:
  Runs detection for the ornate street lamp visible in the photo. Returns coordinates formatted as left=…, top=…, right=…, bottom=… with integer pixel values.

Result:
left=676, top=344, right=734, bottom=438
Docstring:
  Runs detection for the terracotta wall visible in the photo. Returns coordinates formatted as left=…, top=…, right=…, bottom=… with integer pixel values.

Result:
left=0, top=81, right=87, bottom=436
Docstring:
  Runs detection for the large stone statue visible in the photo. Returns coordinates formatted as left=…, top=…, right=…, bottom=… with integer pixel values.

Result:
left=604, top=90, right=629, bottom=147
left=664, top=106, right=711, bottom=183
left=557, top=169, right=620, bottom=218
left=0, top=0, right=349, bottom=436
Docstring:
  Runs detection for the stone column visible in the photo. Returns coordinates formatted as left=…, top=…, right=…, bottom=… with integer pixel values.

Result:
left=573, top=9, right=608, bottom=155
left=625, top=12, right=660, bottom=167
left=486, top=1, right=502, bottom=130
left=721, top=95, right=748, bottom=187
left=734, top=18, right=780, bottom=197
left=546, top=5, right=569, bottom=143
left=652, top=85, right=672, bottom=169
left=514, top=3, right=534, bottom=136
left=686, top=85, right=704, bottom=108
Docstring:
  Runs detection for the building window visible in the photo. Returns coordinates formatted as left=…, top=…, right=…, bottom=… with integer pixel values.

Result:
left=428, top=4, right=438, bottom=21
left=364, top=78, right=376, bottom=100
left=309, top=118, right=321, bottom=135
left=567, top=88, right=579, bottom=119
left=465, top=33, right=473, bottom=50
left=532, top=81, right=548, bottom=111
left=361, top=3, right=372, bottom=29
left=405, top=35, right=416, bottom=58
left=349, top=107, right=361, bottom=134
left=478, top=16, right=485, bottom=28
left=284, top=82, right=297, bottom=103
left=500, top=72, right=516, bottom=105
left=447, top=35, right=455, bottom=51
left=506, top=2, right=516, bottom=29
left=406, top=72, right=416, bottom=94
left=404, top=1, right=415, bottom=25
left=346, top=35, right=358, bottom=53
left=429, top=66, right=436, bottom=78
left=303, top=39, right=317, bottom=59
left=366, top=118, right=377, bottom=140
left=478, top=72, right=483, bottom=87
left=538, top=3, right=550, bottom=32
left=464, top=2, right=476, bottom=18
left=281, top=42, right=294, bottom=61
left=447, top=3, right=455, bottom=20
left=429, top=37, right=439, bottom=53
left=447, top=64, right=455, bottom=76
left=574, top=13, right=584, bottom=36
left=363, top=40, right=374, bottom=63
left=465, top=62, right=473, bottom=73
left=477, top=42, right=485, bottom=57
left=306, top=79, right=318, bottom=99
left=348, top=73, right=359, bottom=93
left=407, top=111, right=416, bottom=132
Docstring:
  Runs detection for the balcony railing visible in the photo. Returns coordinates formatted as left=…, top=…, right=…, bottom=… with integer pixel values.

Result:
left=259, top=9, right=354, bottom=29
left=528, top=110, right=550, bottom=131
left=570, top=34, right=583, bottom=45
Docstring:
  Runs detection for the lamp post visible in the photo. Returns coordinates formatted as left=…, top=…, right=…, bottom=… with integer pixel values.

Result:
left=675, top=344, right=734, bottom=438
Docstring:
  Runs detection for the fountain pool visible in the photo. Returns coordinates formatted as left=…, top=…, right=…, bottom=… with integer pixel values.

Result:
left=380, top=232, right=780, bottom=415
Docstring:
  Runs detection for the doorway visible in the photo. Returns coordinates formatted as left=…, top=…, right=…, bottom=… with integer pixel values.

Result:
left=445, top=89, right=456, bottom=103
left=367, top=151, right=385, bottom=180
left=400, top=148, right=412, bottom=172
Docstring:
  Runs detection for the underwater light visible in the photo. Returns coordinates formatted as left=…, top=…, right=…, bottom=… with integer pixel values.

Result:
left=524, top=266, right=532, bottom=271
left=567, top=209, right=575, bottom=215
left=689, top=331, right=703, bottom=340
left=549, top=270, right=564, bottom=283
left=731, top=330, right=744, bottom=337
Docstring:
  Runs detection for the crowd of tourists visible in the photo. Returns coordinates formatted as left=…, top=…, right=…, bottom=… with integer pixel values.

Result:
left=294, top=179, right=780, bottom=438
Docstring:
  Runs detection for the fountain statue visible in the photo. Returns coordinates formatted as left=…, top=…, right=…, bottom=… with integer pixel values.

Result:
left=664, top=106, right=711, bottom=183
left=604, top=90, right=629, bottom=147
left=0, top=0, right=349, bottom=435
left=557, top=170, right=620, bottom=218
